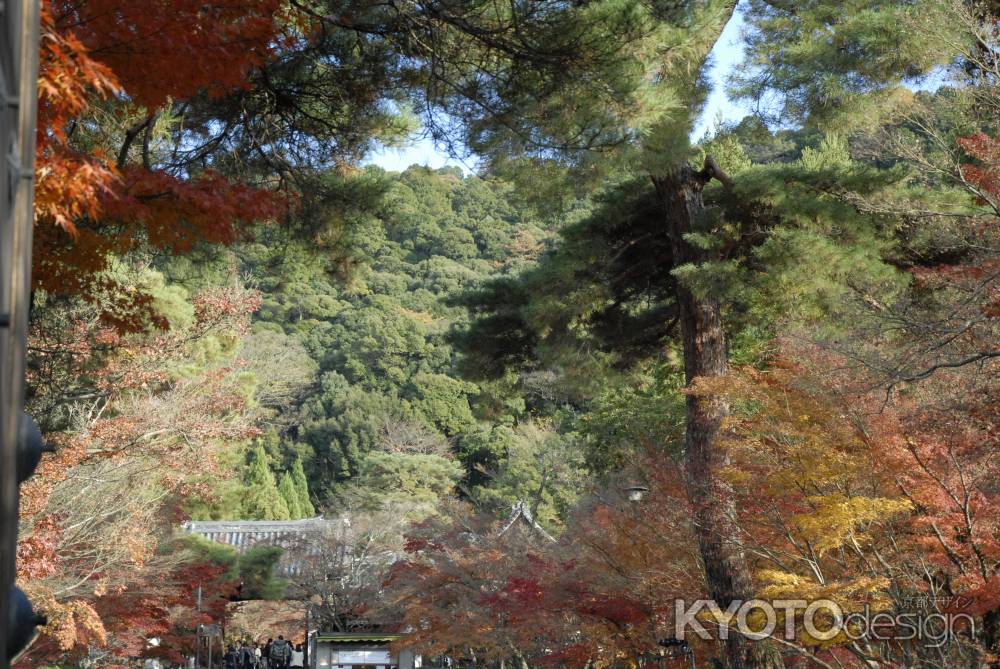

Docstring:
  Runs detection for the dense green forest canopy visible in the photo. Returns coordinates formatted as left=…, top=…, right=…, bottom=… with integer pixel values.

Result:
left=166, top=165, right=589, bottom=527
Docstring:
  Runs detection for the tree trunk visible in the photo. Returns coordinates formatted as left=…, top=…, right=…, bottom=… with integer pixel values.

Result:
left=653, top=163, right=781, bottom=669
left=983, top=608, right=1000, bottom=669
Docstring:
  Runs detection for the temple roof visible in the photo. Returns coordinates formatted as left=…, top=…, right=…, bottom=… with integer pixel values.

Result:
left=497, top=500, right=556, bottom=543
left=181, top=516, right=331, bottom=552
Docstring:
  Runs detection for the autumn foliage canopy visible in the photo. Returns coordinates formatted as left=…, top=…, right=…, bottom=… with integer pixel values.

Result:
left=34, top=0, right=286, bottom=325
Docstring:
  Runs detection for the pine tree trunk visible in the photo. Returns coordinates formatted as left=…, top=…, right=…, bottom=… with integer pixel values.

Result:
left=982, top=608, right=1000, bottom=669
left=653, top=164, right=781, bottom=669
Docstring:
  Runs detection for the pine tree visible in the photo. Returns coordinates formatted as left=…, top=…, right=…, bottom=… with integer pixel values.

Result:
left=241, top=446, right=290, bottom=520
left=290, top=459, right=316, bottom=518
left=434, top=3, right=972, bottom=667
left=278, top=473, right=304, bottom=520
left=733, top=0, right=964, bottom=131
left=435, top=5, right=774, bottom=666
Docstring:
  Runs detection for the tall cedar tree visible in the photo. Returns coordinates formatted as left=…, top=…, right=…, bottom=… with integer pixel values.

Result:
left=243, top=445, right=291, bottom=520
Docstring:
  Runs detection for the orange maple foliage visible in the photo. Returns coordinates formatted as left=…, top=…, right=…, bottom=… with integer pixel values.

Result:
left=34, top=0, right=287, bottom=328
left=388, top=469, right=703, bottom=668
left=56, top=0, right=284, bottom=110
left=958, top=133, right=1000, bottom=213
left=17, top=282, right=262, bottom=663
left=697, top=350, right=998, bottom=666
left=35, top=1, right=119, bottom=236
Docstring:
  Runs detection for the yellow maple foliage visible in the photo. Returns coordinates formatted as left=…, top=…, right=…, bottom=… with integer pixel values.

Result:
left=691, top=365, right=914, bottom=652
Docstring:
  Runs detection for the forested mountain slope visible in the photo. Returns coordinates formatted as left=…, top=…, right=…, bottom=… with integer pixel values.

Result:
left=172, top=165, right=587, bottom=527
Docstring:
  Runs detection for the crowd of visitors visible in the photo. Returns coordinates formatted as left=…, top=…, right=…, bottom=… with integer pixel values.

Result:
left=224, top=636, right=305, bottom=669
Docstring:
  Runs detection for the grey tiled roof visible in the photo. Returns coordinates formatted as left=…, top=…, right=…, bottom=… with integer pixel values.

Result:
left=182, top=517, right=333, bottom=575
left=182, top=516, right=330, bottom=550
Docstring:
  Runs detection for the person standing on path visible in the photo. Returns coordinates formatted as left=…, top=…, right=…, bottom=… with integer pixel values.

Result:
left=263, top=638, right=273, bottom=669
left=289, top=643, right=304, bottom=669
left=270, top=635, right=292, bottom=669
left=225, top=645, right=239, bottom=669
left=240, top=641, right=258, bottom=669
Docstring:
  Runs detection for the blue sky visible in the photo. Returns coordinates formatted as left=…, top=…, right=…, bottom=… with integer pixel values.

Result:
left=365, top=136, right=471, bottom=173
left=365, top=6, right=752, bottom=173
left=691, top=5, right=751, bottom=140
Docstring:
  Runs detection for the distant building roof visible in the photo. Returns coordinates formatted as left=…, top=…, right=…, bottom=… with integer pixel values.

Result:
left=313, top=633, right=401, bottom=643
left=497, top=500, right=556, bottom=543
left=182, top=516, right=335, bottom=575
left=182, top=516, right=331, bottom=552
